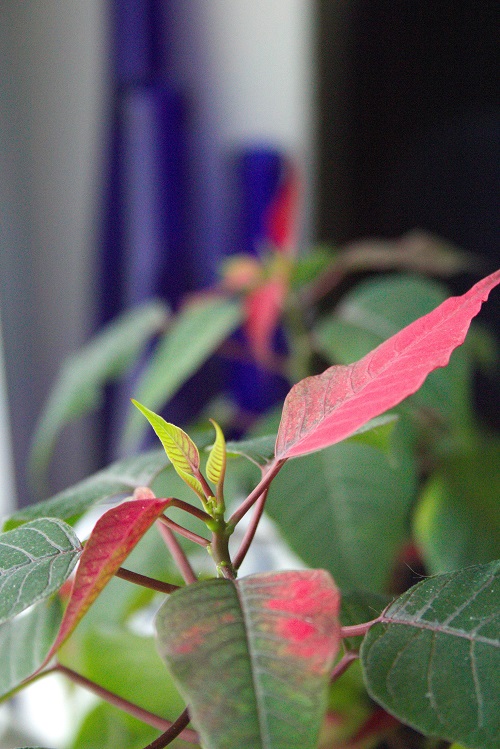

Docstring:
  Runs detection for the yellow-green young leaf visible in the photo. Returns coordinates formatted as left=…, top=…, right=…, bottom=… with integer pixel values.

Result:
left=206, top=419, right=226, bottom=487
left=131, top=400, right=204, bottom=500
left=176, top=466, right=209, bottom=503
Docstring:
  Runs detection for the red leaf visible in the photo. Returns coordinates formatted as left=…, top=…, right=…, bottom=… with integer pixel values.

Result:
left=346, top=707, right=399, bottom=747
left=276, top=269, right=500, bottom=460
left=244, top=277, right=287, bottom=365
left=257, top=570, right=341, bottom=664
left=265, top=161, right=300, bottom=254
left=44, top=488, right=169, bottom=663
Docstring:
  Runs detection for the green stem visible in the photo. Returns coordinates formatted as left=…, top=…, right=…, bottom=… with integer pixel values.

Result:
left=210, top=520, right=236, bottom=579
left=283, top=293, right=313, bottom=384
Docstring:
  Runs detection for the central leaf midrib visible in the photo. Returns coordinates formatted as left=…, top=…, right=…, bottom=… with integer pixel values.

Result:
left=381, top=615, right=499, bottom=646
left=235, top=581, right=272, bottom=749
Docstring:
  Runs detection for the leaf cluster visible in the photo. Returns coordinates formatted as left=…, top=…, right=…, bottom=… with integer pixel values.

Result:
left=1, top=244, right=499, bottom=749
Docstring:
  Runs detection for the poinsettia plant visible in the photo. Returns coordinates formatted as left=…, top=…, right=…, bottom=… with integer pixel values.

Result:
left=1, top=261, right=499, bottom=749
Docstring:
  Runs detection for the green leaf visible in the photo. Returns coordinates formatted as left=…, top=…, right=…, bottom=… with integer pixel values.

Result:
left=156, top=570, right=341, bottom=749
left=266, top=432, right=416, bottom=592
left=132, top=401, right=205, bottom=500
left=346, top=414, right=399, bottom=454
left=290, top=245, right=334, bottom=290
left=122, top=296, right=243, bottom=450
left=0, top=597, right=62, bottom=699
left=414, top=440, right=500, bottom=574
left=74, top=625, right=185, bottom=718
left=68, top=702, right=158, bottom=749
left=224, top=418, right=398, bottom=470
left=315, top=274, right=474, bottom=431
left=29, top=301, right=168, bottom=485
left=316, top=274, right=449, bottom=360
left=225, top=434, right=276, bottom=467
left=0, top=519, right=82, bottom=622
left=70, top=699, right=198, bottom=749
left=206, top=419, right=226, bottom=488
left=361, top=560, right=500, bottom=749
left=3, top=449, right=169, bottom=530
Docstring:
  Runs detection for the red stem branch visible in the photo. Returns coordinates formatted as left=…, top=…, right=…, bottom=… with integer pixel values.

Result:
left=115, top=567, right=179, bottom=594
left=55, top=664, right=199, bottom=743
left=156, top=520, right=198, bottom=584
left=193, top=468, right=214, bottom=502
left=166, top=497, right=213, bottom=524
left=157, top=514, right=209, bottom=547
left=233, top=486, right=269, bottom=570
left=142, top=708, right=193, bottom=748
left=330, top=650, right=359, bottom=682
left=340, top=616, right=381, bottom=639
left=229, top=458, right=286, bottom=527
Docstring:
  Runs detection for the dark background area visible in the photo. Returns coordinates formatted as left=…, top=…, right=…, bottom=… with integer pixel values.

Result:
left=316, top=0, right=499, bottom=425
left=317, top=0, right=499, bottom=249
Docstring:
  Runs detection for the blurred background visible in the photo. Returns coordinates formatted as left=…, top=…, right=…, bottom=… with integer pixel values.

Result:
left=1, top=0, right=316, bottom=514
left=0, top=1, right=498, bottom=746
left=1, top=1, right=498, bottom=513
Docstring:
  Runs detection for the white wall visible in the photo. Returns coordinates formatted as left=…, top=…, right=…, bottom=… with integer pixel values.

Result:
left=0, top=315, right=15, bottom=516
left=0, top=0, right=106, bottom=501
left=167, top=0, right=316, bottom=277
left=186, top=1, right=314, bottom=150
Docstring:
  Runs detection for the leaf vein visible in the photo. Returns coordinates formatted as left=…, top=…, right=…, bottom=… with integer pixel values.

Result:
left=469, top=638, right=485, bottom=728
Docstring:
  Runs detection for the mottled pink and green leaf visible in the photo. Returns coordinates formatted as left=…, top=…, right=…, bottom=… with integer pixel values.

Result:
left=156, top=569, right=341, bottom=749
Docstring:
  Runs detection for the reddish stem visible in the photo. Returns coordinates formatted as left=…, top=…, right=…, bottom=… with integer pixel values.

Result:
left=229, top=458, right=286, bottom=527
left=330, top=650, right=359, bottom=682
left=193, top=468, right=214, bottom=502
left=156, top=520, right=198, bottom=584
left=340, top=616, right=381, bottom=639
left=55, top=664, right=199, bottom=743
left=115, top=567, right=179, bottom=594
left=233, top=486, right=269, bottom=569
left=142, top=708, right=193, bottom=748
left=157, top=514, right=209, bottom=547
left=166, top=497, right=213, bottom=524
